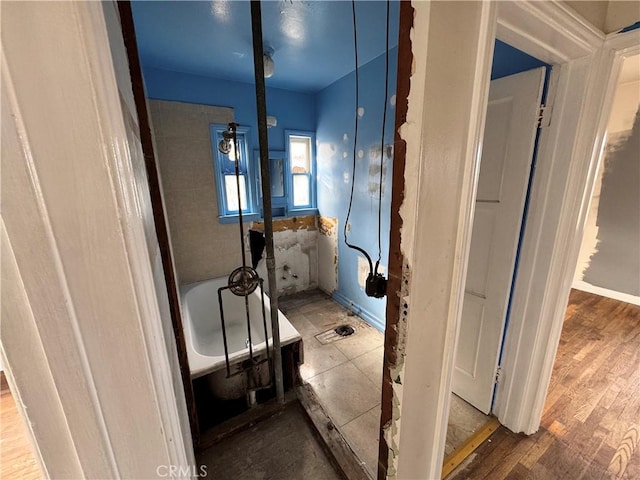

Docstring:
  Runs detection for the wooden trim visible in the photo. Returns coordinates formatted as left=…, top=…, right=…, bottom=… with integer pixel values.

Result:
left=494, top=24, right=640, bottom=436
left=441, top=417, right=500, bottom=479
left=297, top=384, right=370, bottom=480
left=0, top=371, right=9, bottom=395
left=378, top=1, right=413, bottom=479
left=116, top=1, right=200, bottom=447
left=2, top=1, right=192, bottom=473
left=496, top=1, right=603, bottom=64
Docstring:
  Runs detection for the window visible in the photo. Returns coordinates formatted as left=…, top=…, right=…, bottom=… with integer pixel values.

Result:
left=210, top=124, right=259, bottom=223
left=211, top=125, right=316, bottom=223
left=285, top=130, right=316, bottom=213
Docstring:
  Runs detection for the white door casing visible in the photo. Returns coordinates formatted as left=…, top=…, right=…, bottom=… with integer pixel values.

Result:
left=453, top=67, right=546, bottom=414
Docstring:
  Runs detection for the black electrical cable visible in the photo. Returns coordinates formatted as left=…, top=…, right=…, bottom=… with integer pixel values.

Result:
left=344, top=0, right=374, bottom=275
left=375, top=0, right=390, bottom=275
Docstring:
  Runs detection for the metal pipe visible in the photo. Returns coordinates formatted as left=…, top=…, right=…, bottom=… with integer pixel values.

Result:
left=250, top=0, right=284, bottom=403
left=230, top=124, right=248, bottom=270
left=259, top=280, right=272, bottom=376
left=217, top=287, right=232, bottom=377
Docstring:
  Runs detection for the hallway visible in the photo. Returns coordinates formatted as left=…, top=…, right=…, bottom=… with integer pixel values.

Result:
left=448, top=290, right=640, bottom=479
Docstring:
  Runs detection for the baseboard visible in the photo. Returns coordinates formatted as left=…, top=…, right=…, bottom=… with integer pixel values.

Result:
left=572, top=281, right=640, bottom=306
left=331, top=291, right=385, bottom=332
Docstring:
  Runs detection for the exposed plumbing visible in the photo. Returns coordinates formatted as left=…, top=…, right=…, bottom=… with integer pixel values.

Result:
left=282, top=264, right=298, bottom=280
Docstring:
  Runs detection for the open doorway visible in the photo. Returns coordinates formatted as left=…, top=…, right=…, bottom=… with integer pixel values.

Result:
left=444, top=48, right=640, bottom=480
left=123, top=0, right=400, bottom=477
left=443, top=40, right=550, bottom=475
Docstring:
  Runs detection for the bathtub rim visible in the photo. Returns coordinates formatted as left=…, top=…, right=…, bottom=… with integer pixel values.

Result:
left=180, top=277, right=301, bottom=380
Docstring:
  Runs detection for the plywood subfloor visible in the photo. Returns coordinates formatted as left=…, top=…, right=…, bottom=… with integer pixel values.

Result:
left=0, top=386, right=42, bottom=480
left=197, top=401, right=342, bottom=480
left=448, top=290, right=640, bottom=479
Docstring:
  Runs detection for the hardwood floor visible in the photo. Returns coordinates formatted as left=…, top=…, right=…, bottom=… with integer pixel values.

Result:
left=449, top=290, right=640, bottom=480
left=0, top=384, right=42, bottom=480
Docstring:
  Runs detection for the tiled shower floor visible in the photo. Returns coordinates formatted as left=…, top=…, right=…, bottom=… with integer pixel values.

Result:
left=279, top=290, right=489, bottom=477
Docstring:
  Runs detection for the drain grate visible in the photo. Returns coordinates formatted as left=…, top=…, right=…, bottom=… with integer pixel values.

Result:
left=335, top=325, right=355, bottom=337
left=315, top=324, right=356, bottom=345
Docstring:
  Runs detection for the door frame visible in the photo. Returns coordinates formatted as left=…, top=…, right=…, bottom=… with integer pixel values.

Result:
left=493, top=16, right=640, bottom=434
left=453, top=66, right=548, bottom=415
left=384, top=1, right=640, bottom=478
left=1, top=0, right=193, bottom=475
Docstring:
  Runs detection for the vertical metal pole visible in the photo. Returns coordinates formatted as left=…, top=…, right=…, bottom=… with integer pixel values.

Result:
left=250, top=0, right=284, bottom=403
left=217, top=288, right=232, bottom=378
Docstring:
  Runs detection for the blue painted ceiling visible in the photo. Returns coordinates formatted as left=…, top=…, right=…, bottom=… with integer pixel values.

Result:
left=491, top=40, right=549, bottom=80
left=131, top=0, right=400, bottom=93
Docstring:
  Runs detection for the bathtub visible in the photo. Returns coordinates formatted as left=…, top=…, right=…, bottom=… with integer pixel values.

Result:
left=181, top=276, right=301, bottom=379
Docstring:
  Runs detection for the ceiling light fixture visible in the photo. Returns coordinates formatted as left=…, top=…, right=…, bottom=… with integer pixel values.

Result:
left=263, top=50, right=274, bottom=78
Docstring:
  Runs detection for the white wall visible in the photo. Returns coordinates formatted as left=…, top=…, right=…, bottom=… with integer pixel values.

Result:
left=1, top=2, right=192, bottom=477
left=102, top=2, right=195, bottom=465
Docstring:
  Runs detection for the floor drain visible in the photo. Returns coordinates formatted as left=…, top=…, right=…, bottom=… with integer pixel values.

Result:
left=315, top=324, right=356, bottom=344
left=334, top=325, right=355, bottom=337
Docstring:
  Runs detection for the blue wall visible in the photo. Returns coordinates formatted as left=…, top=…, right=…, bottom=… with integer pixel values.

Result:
left=142, top=39, right=547, bottom=334
left=143, top=67, right=316, bottom=152
left=491, top=40, right=549, bottom=80
left=315, top=48, right=399, bottom=331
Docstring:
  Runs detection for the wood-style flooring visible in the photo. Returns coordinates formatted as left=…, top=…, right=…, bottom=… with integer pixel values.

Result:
left=0, top=382, right=42, bottom=480
left=449, top=290, right=640, bottom=479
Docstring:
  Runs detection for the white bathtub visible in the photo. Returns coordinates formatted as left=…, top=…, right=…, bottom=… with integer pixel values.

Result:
left=181, top=276, right=301, bottom=379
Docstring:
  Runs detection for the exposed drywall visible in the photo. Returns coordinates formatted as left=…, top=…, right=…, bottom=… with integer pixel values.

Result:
left=142, top=67, right=316, bottom=153
left=317, top=216, right=338, bottom=294
left=316, top=47, right=399, bottom=331
left=251, top=216, right=319, bottom=296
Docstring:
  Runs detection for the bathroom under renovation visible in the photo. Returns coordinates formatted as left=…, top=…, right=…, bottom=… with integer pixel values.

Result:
left=3, top=0, right=640, bottom=479
left=116, top=0, right=553, bottom=477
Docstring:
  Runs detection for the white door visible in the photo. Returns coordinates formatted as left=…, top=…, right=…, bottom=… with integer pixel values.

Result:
left=453, top=67, right=546, bottom=414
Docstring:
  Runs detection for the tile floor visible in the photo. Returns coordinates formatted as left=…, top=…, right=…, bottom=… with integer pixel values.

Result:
left=279, top=291, right=383, bottom=477
left=280, top=290, right=490, bottom=478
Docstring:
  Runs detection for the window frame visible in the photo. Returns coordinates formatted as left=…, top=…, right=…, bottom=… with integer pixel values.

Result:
left=255, top=149, right=289, bottom=218
left=285, top=130, right=317, bottom=215
left=210, top=124, right=260, bottom=224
